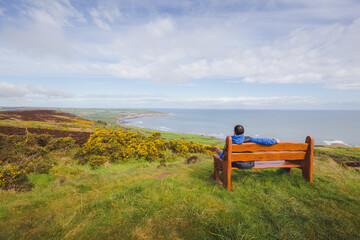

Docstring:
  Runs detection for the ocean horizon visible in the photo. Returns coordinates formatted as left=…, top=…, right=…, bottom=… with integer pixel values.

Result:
left=121, top=109, right=360, bottom=147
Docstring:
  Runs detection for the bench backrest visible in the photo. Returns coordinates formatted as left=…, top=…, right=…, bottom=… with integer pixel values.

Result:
left=224, top=136, right=314, bottom=163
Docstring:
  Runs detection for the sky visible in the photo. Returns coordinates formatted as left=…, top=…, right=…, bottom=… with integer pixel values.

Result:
left=0, top=0, right=360, bottom=110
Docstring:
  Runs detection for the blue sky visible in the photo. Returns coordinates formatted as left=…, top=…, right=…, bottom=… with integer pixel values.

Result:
left=0, top=0, right=359, bottom=109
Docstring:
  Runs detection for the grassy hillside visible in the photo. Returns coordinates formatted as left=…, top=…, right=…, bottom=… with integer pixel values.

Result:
left=120, top=125, right=224, bottom=146
left=0, top=107, right=171, bottom=124
left=1, top=146, right=359, bottom=239
left=1, top=109, right=359, bottom=239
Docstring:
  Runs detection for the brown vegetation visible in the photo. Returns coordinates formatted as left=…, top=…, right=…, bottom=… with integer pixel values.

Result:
left=0, top=126, right=90, bottom=145
left=0, top=110, right=83, bottom=122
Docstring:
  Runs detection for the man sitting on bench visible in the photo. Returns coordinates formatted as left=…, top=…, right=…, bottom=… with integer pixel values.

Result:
left=215, top=125, right=280, bottom=169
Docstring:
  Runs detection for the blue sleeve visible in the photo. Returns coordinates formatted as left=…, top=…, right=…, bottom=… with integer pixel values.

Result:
left=250, top=137, right=278, bottom=145
left=219, top=148, right=225, bottom=159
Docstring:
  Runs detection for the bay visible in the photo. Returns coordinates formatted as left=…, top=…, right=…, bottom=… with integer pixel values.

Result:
left=122, top=109, right=360, bottom=146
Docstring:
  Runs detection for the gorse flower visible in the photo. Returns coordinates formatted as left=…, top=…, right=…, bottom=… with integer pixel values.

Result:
left=77, top=129, right=213, bottom=165
left=0, top=165, right=27, bottom=190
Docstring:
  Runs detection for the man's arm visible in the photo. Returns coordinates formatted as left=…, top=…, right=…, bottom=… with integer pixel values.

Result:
left=219, top=148, right=225, bottom=159
left=249, top=137, right=279, bottom=145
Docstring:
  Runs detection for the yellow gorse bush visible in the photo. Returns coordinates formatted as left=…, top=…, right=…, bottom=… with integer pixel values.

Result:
left=77, top=130, right=213, bottom=164
left=0, top=165, right=27, bottom=190
left=0, top=133, right=78, bottom=190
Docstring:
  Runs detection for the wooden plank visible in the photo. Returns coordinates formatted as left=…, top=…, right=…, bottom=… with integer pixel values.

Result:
left=252, top=160, right=302, bottom=169
left=232, top=152, right=306, bottom=161
left=231, top=142, right=308, bottom=152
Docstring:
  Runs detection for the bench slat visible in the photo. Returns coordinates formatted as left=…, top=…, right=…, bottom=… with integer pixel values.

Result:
left=231, top=142, right=308, bottom=152
left=253, top=160, right=302, bottom=169
left=232, top=152, right=306, bottom=161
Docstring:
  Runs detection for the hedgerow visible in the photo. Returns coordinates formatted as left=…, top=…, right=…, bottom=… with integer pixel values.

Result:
left=76, top=130, right=214, bottom=165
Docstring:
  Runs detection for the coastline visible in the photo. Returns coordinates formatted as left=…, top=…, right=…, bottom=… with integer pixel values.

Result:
left=116, top=112, right=172, bottom=124
left=116, top=109, right=360, bottom=147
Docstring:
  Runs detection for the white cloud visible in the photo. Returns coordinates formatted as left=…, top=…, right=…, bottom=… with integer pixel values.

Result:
left=161, top=18, right=360, bottom=89
left=24, top=0, right=86, bottom=28
left=89, top=1, right=121, bottom=31
left=185, top=96, right=317, bottom=106
left=84, top=93, right=162, bottom=99
left=146, top=18, right=175, bottom=37
left=0, top=0, right=359, bottom=91
left=0, top=0, right=87, bottom=60
left=90, top=8, right=110, bottom=31
left=0, top=82, right=73, bottom=98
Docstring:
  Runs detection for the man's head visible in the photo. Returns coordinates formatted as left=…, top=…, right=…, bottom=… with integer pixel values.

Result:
left=234, top=125, right=244, bottom=135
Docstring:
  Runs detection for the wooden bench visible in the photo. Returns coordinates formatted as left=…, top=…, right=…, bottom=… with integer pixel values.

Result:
left=213, top=136, right=314, bottom=191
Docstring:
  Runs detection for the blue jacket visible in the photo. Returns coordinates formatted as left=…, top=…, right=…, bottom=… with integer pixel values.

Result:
left=219, top=134, right=278, bottom=159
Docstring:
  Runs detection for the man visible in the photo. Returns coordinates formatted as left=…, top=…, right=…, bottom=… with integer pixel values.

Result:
left=216, top=125, right=279, bottom=169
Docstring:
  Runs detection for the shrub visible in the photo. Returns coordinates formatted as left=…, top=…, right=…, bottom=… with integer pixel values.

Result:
left=0, top=165, right=28, bottom=190
left=23, top=156, right=54, bottom=174
left=89, top=156, right=108, bottom=169
left=47, top=137, right=76, bottom=151
left=35, top=134, right=52, bottom=147
left=0, top=133, right=81, bottom=190
left=76, top=129, right=214, bottom=165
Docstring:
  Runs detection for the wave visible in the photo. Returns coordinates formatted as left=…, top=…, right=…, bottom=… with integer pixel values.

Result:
left=157, top=126, right=173, bottom=131
left=323, top=140, right=349, bottom=146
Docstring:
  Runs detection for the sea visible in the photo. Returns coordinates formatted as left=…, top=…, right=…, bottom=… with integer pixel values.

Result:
left=121, top=109, right=360, bottom=146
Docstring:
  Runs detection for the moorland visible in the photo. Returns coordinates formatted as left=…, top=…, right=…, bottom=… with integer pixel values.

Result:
left=0, top=108, right=359, bottom=239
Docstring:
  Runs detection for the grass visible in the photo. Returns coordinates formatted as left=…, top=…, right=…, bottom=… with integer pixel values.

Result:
left=119, top=124, right=224, bottom=146
left=315, top=145, right=360, bottom=166
left=1, top=148, right=359, bottom=239
left=0, top=118, right=94, bottom=132
left=54, top=108, right=170, bottom=124
left=1, top=108, right=359, bottom=239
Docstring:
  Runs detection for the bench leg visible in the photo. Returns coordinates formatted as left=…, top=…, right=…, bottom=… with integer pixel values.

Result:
left=302, top=136, right=314, bottom=182
left=301, top=164, right=313, bottom=182
left=213, top=165, right=222, bottom=184
left=223, top=167, right=232, bottom=191
left=213, top=156, right=223, bottom=185
left=284, top=168, right=292, bottom=174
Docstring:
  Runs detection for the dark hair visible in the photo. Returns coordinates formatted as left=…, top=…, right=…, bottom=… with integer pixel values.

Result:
left=234, top=125, right=244, bottom=135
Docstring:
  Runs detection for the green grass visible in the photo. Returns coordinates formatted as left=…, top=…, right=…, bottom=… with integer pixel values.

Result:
left=315, top=145, right=360, bottom=165
left=0, top=107, right=170, bottom=125
left=56, top=108, right=170, bottom=124
left=1, top=109, right=359, bottom=239
left=1, top=149, right=359, bottom=239
left=119, top=125, right=224, bottom=146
